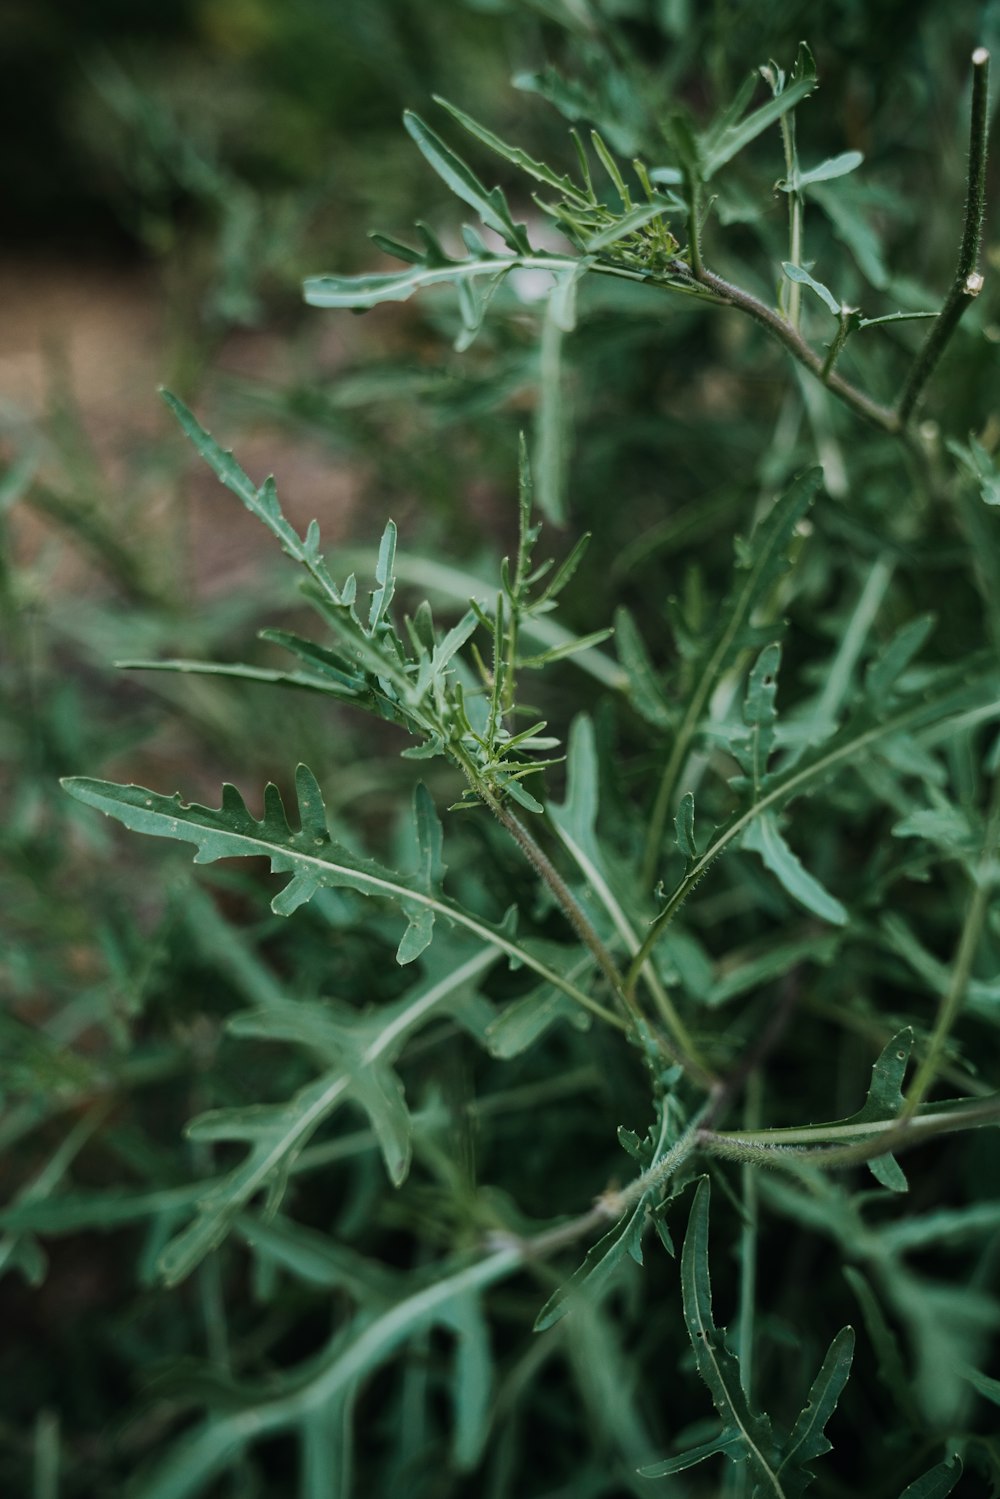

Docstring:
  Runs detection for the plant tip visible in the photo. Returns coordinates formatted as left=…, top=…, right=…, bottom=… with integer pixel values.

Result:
left=972, top=46, right=990, bottom=65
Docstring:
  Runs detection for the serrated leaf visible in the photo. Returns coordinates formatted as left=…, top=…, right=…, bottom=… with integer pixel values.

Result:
left=614, top=607, right=674, bottom=729
left=403, top=111, right=530, bottom=254
left=60, top=770, right=600, bottom=1019
left=533, top=1203, right=645, bottom=1332
left=640, top=1427, right=745, bottom=1476
left=433, top=95, right=584, bottom=202
left=776, top=1327, right=855, bottom=1496
left=701, top=62, right=818, bottom=179
left=742, top=813, right=847, bottom=925
left=732, top=642, right=783, bottom=794
left=680, top=1180, right=782, bottom=1488
left=675, top=792, right=698, bottom=859
left=396, top=784, right=447, bottom=964
left=161, top=392, right=344, bottom=608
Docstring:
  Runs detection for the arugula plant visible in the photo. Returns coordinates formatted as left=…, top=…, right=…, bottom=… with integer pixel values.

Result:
left=24, top=20, right=1000, bottom=1499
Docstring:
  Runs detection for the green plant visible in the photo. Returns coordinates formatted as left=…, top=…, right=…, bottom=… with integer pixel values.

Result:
left=11, top=13, right=1000, bottom=1498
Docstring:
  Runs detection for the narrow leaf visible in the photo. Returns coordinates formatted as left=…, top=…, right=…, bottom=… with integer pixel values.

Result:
left=403, top=112, right=530, bottom=253
left=776, top=1326, right=855, bottom=1495
left=675, top=792, right=698, bottom=859
left=897, top=1459, right=963, bottom=1499
left=640, top=1427, right=744, bottom=1476
left=681, top=1181, right=781, bottom=1488
left=742, top=814, right=848, bottom=925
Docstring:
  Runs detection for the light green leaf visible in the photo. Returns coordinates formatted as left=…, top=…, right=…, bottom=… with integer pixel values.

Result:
left=782, top=261, right=841, bottom=315
left=161, top=391, right=344, bottom=608
left=533, top=1204, right=645, bottom=1332
left=811, top=184, right=889, bottom=289
left=403, top=111, right=530, bottom=254
left=614, top=607, right=674, bottom=729
left=742, top=813, right=848, bottom=925
left=368, top=519, right=397, bottom=632
left=433, top=95, right=585, bottom=202
left=784, top=150, right=864, bottom=188
left=60, top=769, right=610, bottom=1027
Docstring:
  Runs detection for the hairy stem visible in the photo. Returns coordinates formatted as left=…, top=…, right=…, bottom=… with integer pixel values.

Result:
left=897, top=49, right=990, bottom=424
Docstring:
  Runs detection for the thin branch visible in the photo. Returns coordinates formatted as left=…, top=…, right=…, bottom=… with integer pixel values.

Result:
left=897, top=48, right=991, bottom=424
left=685, top=264, right=902, bottom=433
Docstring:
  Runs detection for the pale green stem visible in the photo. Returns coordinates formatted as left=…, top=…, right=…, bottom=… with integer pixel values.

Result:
left=780, top=111, right=803, bottom=329
left=737, top=1072, right=762, bottom=1398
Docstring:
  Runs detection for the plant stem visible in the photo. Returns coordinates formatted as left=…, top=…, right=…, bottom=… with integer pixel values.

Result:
left=480, top=787, right=633, bottom=1008
left=698, top=1094, right=1000, bottom=1169
left=897, top=49, right=990, bottom=424
left=821, top=308, right=854, bottom=380
left=470, top=763, right=721, bottom=1083
left=737, top=1072, right=762, bottom=1399
left=779, top=108, right=803, bottom=329
left=686, top=264, right=902, bottom=433
left=902, top=769, right=1000, bottom=1117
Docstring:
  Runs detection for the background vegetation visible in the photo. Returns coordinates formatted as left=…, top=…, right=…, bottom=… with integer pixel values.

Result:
left=3, top=1, right=1000, bottom=1495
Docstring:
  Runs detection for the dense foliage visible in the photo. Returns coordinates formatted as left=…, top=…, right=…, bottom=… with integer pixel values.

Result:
left=4, top=3, right=1000, bottom=1495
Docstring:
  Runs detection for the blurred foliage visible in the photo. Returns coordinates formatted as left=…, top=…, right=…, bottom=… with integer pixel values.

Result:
left=3, top=1, right=1000, bottom=1496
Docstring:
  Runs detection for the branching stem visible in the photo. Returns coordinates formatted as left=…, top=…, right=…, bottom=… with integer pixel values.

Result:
left=897, top=49, right=990, bottom=424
